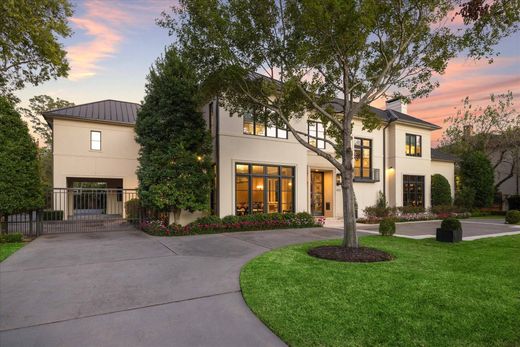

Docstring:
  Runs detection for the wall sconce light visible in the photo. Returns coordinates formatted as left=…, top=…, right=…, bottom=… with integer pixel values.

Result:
left=336, top=173, right=342, bottom=186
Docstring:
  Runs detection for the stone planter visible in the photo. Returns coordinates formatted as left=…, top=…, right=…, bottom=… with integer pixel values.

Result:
left=436, top=228, right=462, bottom=243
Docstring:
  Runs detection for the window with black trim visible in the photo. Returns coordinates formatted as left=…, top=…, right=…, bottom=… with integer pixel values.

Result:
left=90, top=131, right=101, bottom=150
left=354, top=138, right=372, bottom=179
left=243, top=113, right=287, bottom=139
left=405, top=134, right=422, bottom=157
left=403, top=175, right=425, bottom=207
left=308, top=121, right=325, bottom=149
left=235, top=163, right=294, bottom=215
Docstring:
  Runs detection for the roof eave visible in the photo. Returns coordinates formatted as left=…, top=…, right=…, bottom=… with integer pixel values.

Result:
left=42, top=114, right=135, bottom=127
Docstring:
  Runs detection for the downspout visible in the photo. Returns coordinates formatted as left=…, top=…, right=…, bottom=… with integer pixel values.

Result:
left=215, top=96, right=220, bottom=216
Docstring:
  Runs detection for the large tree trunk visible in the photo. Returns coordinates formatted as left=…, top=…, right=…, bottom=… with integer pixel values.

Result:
left=341, top=171, right=358, bottom=248
left=172, top=208, right=181, bottom=225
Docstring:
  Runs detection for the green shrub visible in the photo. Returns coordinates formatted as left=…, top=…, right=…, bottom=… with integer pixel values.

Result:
left=125, top=198, right=140, bottom=221
left=397, top=206, right=426, bottom=214
left=379, top=218, right=396, bottom=236
left=507, top=195, right=520, bottom=210
left=192, top=215, right=222, bottom=225
left=430, top=205, right=464, bottom=214
left=42, top=210, right=63, bottom=221
left=0, top=233, right=23, bottom=243
left=431, top=174, right=452, bottom=206
left=294, top=212, right=316, bottom=227
left=505, top=210, right=520, bottom=224
left=222, top=215, right=240, bottom=224
left=441, top=217, right=462, bottom=232
left=454, top=186, right=475, bottom=209
left=459, top=151, right=494, bottom=208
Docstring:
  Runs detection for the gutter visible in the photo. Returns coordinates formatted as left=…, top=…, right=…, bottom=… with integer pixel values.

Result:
left=382, top=111, right=398, bottom=200
left=215, top=96, right=221, bottom=216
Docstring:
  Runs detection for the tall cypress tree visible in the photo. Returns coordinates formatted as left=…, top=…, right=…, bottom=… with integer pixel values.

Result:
left=0, top=97, right=43, bottom=232
left=135, top=49, right=212, bottom=224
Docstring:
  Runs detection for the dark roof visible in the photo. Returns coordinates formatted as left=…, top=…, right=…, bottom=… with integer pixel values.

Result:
left=43, top=99, right=140, bottom=126
left=431, top=148, right=458, bottom=162
left=328, top=98, right=440, bottom=129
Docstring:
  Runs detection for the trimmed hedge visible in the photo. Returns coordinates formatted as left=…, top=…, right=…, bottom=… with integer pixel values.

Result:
left=0, top=233, right=23, bottom=243
left=379, top=218, right=396, bottom=236
left=505, top=210, right=520, bottom=224
left=141, top=212, right=321, bottom=236
left=431, top=174, right=452, bottom=206
left=441, top=217, right=462, bottom=232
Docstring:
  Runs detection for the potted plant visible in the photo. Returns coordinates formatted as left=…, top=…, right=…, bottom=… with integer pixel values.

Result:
left=436, top=217, right=463, bottom=243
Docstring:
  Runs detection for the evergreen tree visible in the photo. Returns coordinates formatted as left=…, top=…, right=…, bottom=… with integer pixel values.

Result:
left=135, top=49, right=212, bottom=224
left=459, top=151, right=494, bottom=208
left=431, top=174, right=453, bottom=206
left=0, top=97, right=43, bottom=232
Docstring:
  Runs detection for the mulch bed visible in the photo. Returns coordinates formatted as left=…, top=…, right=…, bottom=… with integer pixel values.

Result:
left=308, top=245, right=394, bottom=263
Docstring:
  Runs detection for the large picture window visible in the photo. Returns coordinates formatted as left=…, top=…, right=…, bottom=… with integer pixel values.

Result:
left=235, top=163, right=295, bottom=215
left=354, top=138, right=372, bottom=179
left=405, top=134, right=422, bottom=157
left=403, top=175, right=425, bottom=207
left=243, top=113, right=287, bottom=139
left=308, top=121, right=325, bottom=149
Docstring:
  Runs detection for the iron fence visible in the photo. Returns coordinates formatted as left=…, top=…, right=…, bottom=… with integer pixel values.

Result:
left=0, top=188, right=165, bottom=235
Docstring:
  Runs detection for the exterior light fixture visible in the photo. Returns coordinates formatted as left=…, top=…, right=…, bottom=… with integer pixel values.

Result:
left=336, top=173, right=342, bottom=186
left=197, top=156, right=203, bottom=161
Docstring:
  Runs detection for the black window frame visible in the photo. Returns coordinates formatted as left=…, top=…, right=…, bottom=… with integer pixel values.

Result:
left=308, top=121, right=326, bottom=149
left=354, top=137, right=372, bottom=179
left=403, top=175, right=425, bottom=207
left=405, top=133, right=422, bottom=157
left=235, top=163, right=295, bottom=215
left=243, top=113, right=288, bottom=139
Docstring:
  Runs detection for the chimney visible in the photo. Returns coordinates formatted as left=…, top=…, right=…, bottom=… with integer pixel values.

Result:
left=386, top=97, right=407, bottom=114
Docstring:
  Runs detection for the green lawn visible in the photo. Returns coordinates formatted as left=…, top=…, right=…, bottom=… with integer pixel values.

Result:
left=241, top=236, right=520, bottom=347
left=0, top=242, right=25, bottom=262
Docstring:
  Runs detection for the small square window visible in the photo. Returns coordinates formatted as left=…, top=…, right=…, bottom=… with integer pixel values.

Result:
left=90, top=131, right=101, bottom=150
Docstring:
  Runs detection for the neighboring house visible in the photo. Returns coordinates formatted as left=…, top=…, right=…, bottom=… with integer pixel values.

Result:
left=43, top=98, right=455, bottom=224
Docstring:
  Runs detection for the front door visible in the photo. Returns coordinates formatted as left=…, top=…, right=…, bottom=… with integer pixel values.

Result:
left=310, top=172, right=324, bottom=216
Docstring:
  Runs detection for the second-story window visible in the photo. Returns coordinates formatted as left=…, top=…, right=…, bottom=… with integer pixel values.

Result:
left=308, top=121, right=325, bottom=149
left=354, top=138, right=372, bottom=179
left=406, top=133, right=422, bottom=157
left=243, top=112, right=287, bottom=139
left=90, top=131, right=101, bottom=151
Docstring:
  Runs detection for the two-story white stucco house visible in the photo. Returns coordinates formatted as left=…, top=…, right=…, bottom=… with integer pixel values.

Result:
left=43, top=98, right=455, bottom=224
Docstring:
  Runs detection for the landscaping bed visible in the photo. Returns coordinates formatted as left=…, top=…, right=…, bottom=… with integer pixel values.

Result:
left=141, top=212, right=323, bottom=236
left=241, top=235, right=520, bottom=347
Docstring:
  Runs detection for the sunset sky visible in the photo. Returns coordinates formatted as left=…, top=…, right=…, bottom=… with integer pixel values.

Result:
left=16, top=0, right=520, bottom=145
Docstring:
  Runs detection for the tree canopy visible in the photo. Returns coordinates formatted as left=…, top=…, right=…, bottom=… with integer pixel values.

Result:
left=0, top=96, right=43, bottom=224
left=160, top=0, right=519, bottom=248
left=0, top=0, right=73, bottom=100
left=431, top=174, right=453, bottom=206
left=459, top=151, right=495, bottom=208
left=135, top=48, right=213, bottom=224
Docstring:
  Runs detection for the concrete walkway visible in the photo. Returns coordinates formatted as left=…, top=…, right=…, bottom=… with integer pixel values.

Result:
left=0, top=227, right=347, bottom=347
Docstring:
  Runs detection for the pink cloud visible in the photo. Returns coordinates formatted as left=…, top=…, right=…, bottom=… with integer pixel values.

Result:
left=66, top=0, right=172, bottom=80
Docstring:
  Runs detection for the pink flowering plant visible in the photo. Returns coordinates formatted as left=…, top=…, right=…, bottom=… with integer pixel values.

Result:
left=358, top=204, right=471, bottom=224
left=140, top=211, right=320, bottom=236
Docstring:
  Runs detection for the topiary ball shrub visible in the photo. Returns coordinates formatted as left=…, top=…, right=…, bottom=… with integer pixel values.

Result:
left=437, top=217, right=463, bottom=243
left=379, top=218, right=396, bottom=236
left=505, top=210, right=520, bottom=224
left=192, top=215, right=222, bottom=225
left=221, top=215, right=240, bottom=225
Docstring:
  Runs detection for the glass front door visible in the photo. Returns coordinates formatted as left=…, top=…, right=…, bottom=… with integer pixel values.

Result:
left=311, top=172, right=324, bottom=216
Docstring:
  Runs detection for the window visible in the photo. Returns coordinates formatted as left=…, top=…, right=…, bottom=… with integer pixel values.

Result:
left=243, top=112, right=287, bottom=139
left=354, top=138, right=372, bottom=179
left=405, top=134, right=422, bottom=157
left=235, top=163, right=295, bottom=215
left=403, top=175, right=425, bottom=207
left=308, top=121, right=325, bottom=149
left=90, top=131, right=101, bottom=150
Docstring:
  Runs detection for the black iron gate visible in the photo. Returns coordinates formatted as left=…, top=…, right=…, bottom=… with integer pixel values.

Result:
left=2, top=188, right=146, bottom=235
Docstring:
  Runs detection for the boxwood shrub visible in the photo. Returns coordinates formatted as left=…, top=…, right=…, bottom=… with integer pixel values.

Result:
left=0, top=233, right=23, bottom=243
left=379, top=218, right=396, bottom=236
left=505, top=210, right=520, bottom=224
left=441, top=217, right=462, bottom=232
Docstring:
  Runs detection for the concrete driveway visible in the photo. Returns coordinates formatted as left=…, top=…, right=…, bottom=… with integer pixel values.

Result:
left=0, top=227, right=346, bottom=347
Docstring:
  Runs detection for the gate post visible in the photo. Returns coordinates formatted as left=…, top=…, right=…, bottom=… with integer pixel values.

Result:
left=36, top=209, right=43, bottom=236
